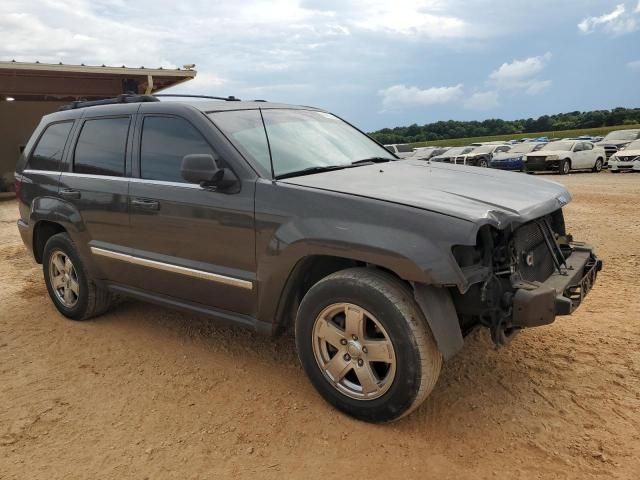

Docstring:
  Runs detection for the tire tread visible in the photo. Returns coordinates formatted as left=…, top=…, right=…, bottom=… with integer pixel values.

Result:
left=308, top=267, right=442, bottom=421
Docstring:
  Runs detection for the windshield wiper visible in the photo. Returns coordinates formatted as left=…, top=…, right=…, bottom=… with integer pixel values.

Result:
left=351, top=157, right=393, bottom=165
left=276, top=164, right=355, bottom=180
left=276, top=158, right=392, bottom=180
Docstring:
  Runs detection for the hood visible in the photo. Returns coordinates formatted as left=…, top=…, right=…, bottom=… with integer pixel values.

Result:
left=492, top=151, right=526, bottom=161
left=281, top=159, right=571, bottom=229
left=597, top=140, right=633, bottom=147
left=527, top=150, right=567, bottom=157
left=612, top=149, right=640, bottom=159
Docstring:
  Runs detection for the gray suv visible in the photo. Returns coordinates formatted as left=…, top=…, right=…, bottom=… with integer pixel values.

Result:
left=14, top=94, right=601, bottom=422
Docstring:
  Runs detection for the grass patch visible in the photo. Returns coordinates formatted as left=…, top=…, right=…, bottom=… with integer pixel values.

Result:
left=409, top=124, right=640, bottom=148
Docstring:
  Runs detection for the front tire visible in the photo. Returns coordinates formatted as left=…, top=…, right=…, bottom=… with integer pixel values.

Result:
left=43, top=233, right=113, bottom=321
left=295, top=268, right=442, bottom=423
left=478, top=158, right=489, bottom=168
left=592, top=158, right=603, bottom=172
left=559, top=159, right=571, bottom=175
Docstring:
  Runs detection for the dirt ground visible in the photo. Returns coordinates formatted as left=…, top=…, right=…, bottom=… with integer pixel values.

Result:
left=1, top=172, right=639, bottom=479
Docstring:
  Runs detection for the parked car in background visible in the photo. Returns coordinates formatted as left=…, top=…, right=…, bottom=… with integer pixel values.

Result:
left=609, top=139, right=640, bottom=172
left=524, top=141, right=605, bottom=174
left=408, top=146, right=438, bottom=160
left=430, top=146, right=474, bottom=164
left=489, top=142, right=546, bottom=171
left=424, top=147, right=450, bottom=159
left=455, top=144, right=512, bottom=167
left=596, top=129, right=640, bottom=163
left=470, top=141, right=510, bottom=146
left=384, top=143, right=415, bottom=158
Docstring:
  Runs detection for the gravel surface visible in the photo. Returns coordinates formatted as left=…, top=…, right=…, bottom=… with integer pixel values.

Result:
left=1, top=171, right=639, bottom=479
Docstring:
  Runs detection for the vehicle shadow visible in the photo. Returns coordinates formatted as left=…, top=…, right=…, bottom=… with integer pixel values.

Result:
left=96, top=298, right=565, bottom=436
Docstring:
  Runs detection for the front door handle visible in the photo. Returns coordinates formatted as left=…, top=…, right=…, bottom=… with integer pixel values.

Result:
left=131, top=198, right=160, bottom=211
left=60, top=188, right=81, bottom=199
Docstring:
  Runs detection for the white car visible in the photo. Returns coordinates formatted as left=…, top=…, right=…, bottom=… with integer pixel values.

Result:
left=523, top=141, right=605, bottom=175
left=609, top=139, right=640, bottom=172
left=453, top=144, right=512, bottom=167
left=595, top=129, right=640, bottom=163
left=384, top=144, right=415, bottom=158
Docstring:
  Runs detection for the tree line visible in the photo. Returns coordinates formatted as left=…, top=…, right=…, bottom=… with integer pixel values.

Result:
left=368, top=107, right=640, bottom=144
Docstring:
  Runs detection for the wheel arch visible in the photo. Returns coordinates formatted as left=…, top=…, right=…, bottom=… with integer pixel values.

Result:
left=269, top=254, right=465, bottom=361
left=33, top=220, right=67, bottom=263
left=270, top=254, right=378, bottom=336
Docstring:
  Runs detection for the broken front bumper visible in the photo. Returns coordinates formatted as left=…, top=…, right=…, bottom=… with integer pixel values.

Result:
left=512, top=245, right=602, bottom=327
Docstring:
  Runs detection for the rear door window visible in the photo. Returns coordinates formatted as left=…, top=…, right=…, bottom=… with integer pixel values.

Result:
left=140, top=116, right=218, bottom=183
left=28, top=121, right=73, bottom=171
left=74, top=117, right=130, bottom=176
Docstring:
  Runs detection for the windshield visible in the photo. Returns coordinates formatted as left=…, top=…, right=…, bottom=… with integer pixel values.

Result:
left=603, top=130, right=640, bottom=141
left=541, top=141, right=574, bottom=151
left=441, top=147, right=474, bottom=156
left=470, top=145, right=493, bottom=154
left=209, top=109, right=394, bottom=178
left=508, top=143, right=539, bottom=154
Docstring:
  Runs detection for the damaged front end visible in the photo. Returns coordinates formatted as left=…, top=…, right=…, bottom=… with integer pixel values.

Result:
left=451, top=209, right=602, bottom=346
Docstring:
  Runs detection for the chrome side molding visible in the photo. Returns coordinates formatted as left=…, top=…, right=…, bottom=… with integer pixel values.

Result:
left=90, top=247, right=253, bottom=290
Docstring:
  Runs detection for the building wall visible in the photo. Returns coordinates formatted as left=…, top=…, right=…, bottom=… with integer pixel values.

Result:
left=0, top=101, right=65, bottom=190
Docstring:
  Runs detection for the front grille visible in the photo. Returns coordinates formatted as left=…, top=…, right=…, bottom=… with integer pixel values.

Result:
left=526, top=156, right=546, bottom=168
left=604, top=145, right=618, bottom=159
left=513, top=221, right=556, bottom=282
left=618, top=156, right=639, bottom=162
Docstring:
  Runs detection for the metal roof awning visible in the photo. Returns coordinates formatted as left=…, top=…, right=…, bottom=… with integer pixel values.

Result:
left=0, top=61, right=197, bottom=101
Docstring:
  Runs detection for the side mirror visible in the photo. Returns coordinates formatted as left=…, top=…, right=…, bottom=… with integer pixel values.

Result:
left=181, top=154, right=238, bottom=190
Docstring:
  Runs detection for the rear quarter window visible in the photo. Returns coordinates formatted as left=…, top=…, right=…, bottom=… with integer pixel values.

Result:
left=27, top=121, right=73, bottom=171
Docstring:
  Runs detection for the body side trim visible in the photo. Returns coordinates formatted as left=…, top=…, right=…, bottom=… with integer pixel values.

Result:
left=90, top=246, right=253, bottom=290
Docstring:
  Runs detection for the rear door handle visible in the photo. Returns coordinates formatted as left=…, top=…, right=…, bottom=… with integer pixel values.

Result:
left=131, top=198, right=160, bottom=211
left=60, top=188, right=81, bottom=199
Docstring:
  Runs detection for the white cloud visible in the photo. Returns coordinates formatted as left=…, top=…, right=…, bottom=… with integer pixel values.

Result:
left=525, top=79, right=552, bottom=95
left=379, top=84, right=464, bottom=110
left=488, top=53, right=552, bottom=95
left=628, top=60, right=640, bottom=71
left=578, top=3, right=639, bottom=35
left=464, top=91, right=499, bottom=110
left=351, top=0, right=469, bottom=39
left=489, top=52, right=551, bottom=86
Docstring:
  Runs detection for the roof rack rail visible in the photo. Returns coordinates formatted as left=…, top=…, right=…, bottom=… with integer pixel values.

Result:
left=153, top=94, right=241, bottom=101
left=59, top=93, right=159, bottom=111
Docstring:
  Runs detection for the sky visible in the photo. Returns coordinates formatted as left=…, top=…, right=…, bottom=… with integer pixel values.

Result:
left=1, top=0, right=640, bottom=131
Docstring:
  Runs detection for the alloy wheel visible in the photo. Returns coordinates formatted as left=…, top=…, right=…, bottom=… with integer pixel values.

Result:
left=49, top=250, right=80, bottom=308
left=311, top=303, right=396, bottom=400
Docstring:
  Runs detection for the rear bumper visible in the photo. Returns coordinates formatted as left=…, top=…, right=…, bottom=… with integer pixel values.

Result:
left=512, top=246, right=602, bottom=327
left=17, top=219, right=34, bottom=259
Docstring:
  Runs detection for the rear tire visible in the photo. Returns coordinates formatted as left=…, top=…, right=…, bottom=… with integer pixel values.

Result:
left=43, top=233, right=113, bottom=321
left=559, top=159, right=571, bottom=175
left=295, top=268, right=442, bottom=423
left=592, top=158, right=603, bottom=172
